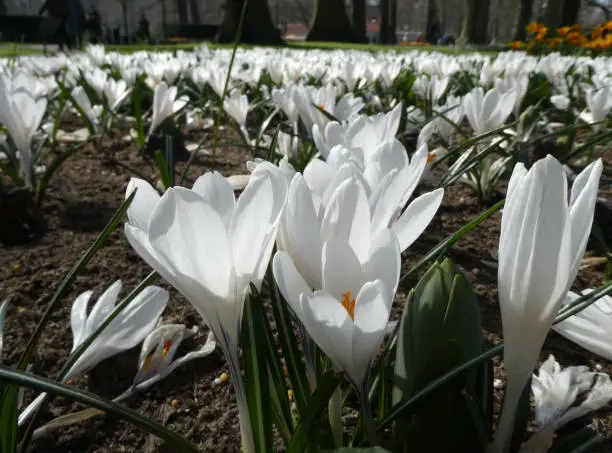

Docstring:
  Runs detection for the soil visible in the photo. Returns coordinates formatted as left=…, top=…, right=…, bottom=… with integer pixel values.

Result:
left=1, top=120, right=611, bottom=453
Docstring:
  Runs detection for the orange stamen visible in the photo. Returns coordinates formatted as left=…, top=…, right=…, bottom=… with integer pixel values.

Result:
left=341, top=291, right=356, bottom=320
left=318, top=104, right=325, bottom=111
left=427, top=153, right=435, bottom=163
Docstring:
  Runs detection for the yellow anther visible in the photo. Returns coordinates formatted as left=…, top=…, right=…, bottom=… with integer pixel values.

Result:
left=341, top=291, right=356, bottom=320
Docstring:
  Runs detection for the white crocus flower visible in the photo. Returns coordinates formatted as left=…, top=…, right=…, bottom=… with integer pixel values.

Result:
left=103, top=78, right=132, bottom=112
left=494, top=72, right=529, bottom=119
left=19, top=281, right=168, bottom=425
left=494, top=156, right=603, bottom=453
left=148, top=82, right=188, bottom=139
left=463, top=86, right=516, bottom=136
left=273, top=226, right=400, bottom=388
left=580, top=86, right=612, bottom=131
left=553, top=290, right=612, bottom=361
left=83, top=67, right=108, bottom=100
left=0, top=82, right=47, bottom=189
left=71, top=86, right=103, bottom=133
left=124, top=168, right=288, bottom=453
left=271, top=85, right=300, bottom=124
left=518, top=356, right=612, bottom=453
left=278, top=173, right=440, bottom=293
left=224, top=90, right=250, bottom=140
left=312, top=102, right=402, bottom=159
left=550, top=94, right=570, bottom=111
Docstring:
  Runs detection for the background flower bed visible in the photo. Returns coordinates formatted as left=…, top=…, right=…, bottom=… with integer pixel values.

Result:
left=2, top=120, right=611, bottom=452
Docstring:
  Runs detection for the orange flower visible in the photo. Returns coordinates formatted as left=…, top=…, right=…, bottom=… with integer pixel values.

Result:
left=548, top=37, right=562, bottom=48
left=557, top=26, right=572, bottom=37
left=527, top=22, right=541, bottom=34
left=510, top=40, right=525, bottom=49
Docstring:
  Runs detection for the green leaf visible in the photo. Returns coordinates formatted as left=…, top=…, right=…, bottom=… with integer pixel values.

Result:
left=16, top=191, right=136, bottom=372
left=154, top=149, right=171, bottom=190
left=0, top=365, right=196, bottom=453
left=312, top=104, right=340, bottom=123
left=0, top=300, right=8, bottom=365
left=0, top=386, right=18, bottom=453
left=287, top=371, right=339, bottom=453
left=242, top=293, right=274, bottom=453
left=549, top=426, right=602, bottom=453
left=267, top=268, right=311, bottom=417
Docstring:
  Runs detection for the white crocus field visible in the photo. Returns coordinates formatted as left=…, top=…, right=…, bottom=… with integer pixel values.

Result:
left=0, top=44, right=612, bottom=453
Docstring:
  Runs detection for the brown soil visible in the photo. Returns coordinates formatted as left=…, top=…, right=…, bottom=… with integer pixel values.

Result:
left=1, top=124, right=611, bottom=453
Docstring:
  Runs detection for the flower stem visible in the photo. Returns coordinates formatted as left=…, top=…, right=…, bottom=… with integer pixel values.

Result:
left=358, top=380, right=378, bottom=446
left=226, top=349, right=256, bottom=453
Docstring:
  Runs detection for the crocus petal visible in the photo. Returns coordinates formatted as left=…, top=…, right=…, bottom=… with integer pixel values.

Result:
left=322, top=239, right=365, bottom=303
left=192, top=172, right=236, bottom=230
left=126, top=178, right=161, bottom=232
left=393, top=188, right=444, bottom=252
left=352, top=279, right=389, bottom=385
left=85, top=280, right=123, bottom=339
left=70, top=290, right=92, bottom=350
left=272, top=251, right=313, bottom=310
left=148, top=187, right=234, bottom=300
left=300, top=291, right=354, bottom=379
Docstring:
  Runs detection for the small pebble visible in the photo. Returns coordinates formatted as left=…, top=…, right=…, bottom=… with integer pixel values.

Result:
left=213, top=377, right=222, bottom=387
left=220, top=372, right=229, bottom=383
left=287, top=390, right=294, bottom=402
left=493, top=379, right=504, bottom=389
left=171, top=399, right=180, bottom=409
left=66, top=379, right=73, bottom=385
left=16, top=307, right=27, bottom=316
left=199, top=383, right=209, bottom=389
left=595, top=364, right=603, bottom=372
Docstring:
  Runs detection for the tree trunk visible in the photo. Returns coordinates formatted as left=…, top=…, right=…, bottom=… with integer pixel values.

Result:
left=176, top=0, right=189, bottom=24
left=389, top=0, right=397, bottom=44
left=352, top=0, right=368, bottom=43
left=161, top=0, right=167, bottom=39
left=459, top=0, right=490, bottom=44
left=121, top=0, right=129, bottom=41
left=561, top=0, right=580, bottom=26
left=216, top=0, right=285, bottom=45
left=307, top=0, right=355, bottom=42
left=425, top=0, right=441, bottom=44
left=380, top=0, right=390, bottom=43
left=512, top=0, right=534, bottom=41
left=544, top=0, right=563, bottom=29
left=189, top=0, right=201, bottom=24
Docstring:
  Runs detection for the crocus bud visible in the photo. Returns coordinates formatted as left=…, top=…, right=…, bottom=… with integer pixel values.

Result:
left=393, top=259, right=485, bottom=452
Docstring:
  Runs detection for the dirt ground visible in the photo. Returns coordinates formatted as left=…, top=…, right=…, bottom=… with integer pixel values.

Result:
left=1, top=120, right=611, bottom=453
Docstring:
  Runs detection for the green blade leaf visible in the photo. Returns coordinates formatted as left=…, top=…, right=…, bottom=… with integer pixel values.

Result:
left=0, top=365, right=196, bottom=453
left=154, top=149, right=171, bottom=190
left=267, top=268, right=311, bottom=417
left=287, top=371, right=339, bottom=453
left=242, top=292, right=273, bottom=453
left=0, top=386, right=19, bottom=453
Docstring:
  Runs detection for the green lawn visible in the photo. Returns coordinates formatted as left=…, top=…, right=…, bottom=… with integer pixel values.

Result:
left=0, top=40, right=504, bottom=58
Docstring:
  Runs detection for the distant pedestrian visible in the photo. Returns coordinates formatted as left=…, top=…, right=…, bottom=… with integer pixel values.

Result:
left=39, top=0, right=70, bottom=52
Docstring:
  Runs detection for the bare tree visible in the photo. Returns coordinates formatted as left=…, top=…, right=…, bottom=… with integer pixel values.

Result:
left=189, top=0, right=200, bottom=23
left=459, top=0, right=490, bottom=44
left=216, top=0, right=284, bottom=44
left=176, top=0, right=188, bottom=23
left=116, top=0, right=129, bottom=40
left=353, top=0, right=368, bottom=42
left=307, top=0, right=355, bottom=41
left=513, top=0, right=534, bottom=40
